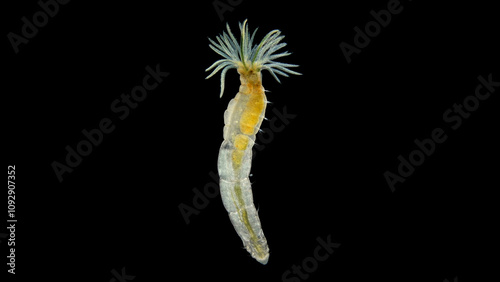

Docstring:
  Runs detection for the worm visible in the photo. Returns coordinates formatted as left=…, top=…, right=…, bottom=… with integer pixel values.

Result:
left=206, top=19, right=300, bottom=264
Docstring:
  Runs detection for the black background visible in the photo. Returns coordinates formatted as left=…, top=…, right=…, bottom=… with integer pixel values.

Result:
left=3, top=0, right=499, bottom=281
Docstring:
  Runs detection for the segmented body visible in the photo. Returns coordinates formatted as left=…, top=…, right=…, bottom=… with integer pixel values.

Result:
left=206, top=19, right=300, bottom=264
left=218, top=69, right=269, bottom=264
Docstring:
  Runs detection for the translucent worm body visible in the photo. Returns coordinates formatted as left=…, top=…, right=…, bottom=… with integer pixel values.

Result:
left=206, top=20, right=300, bottom=264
